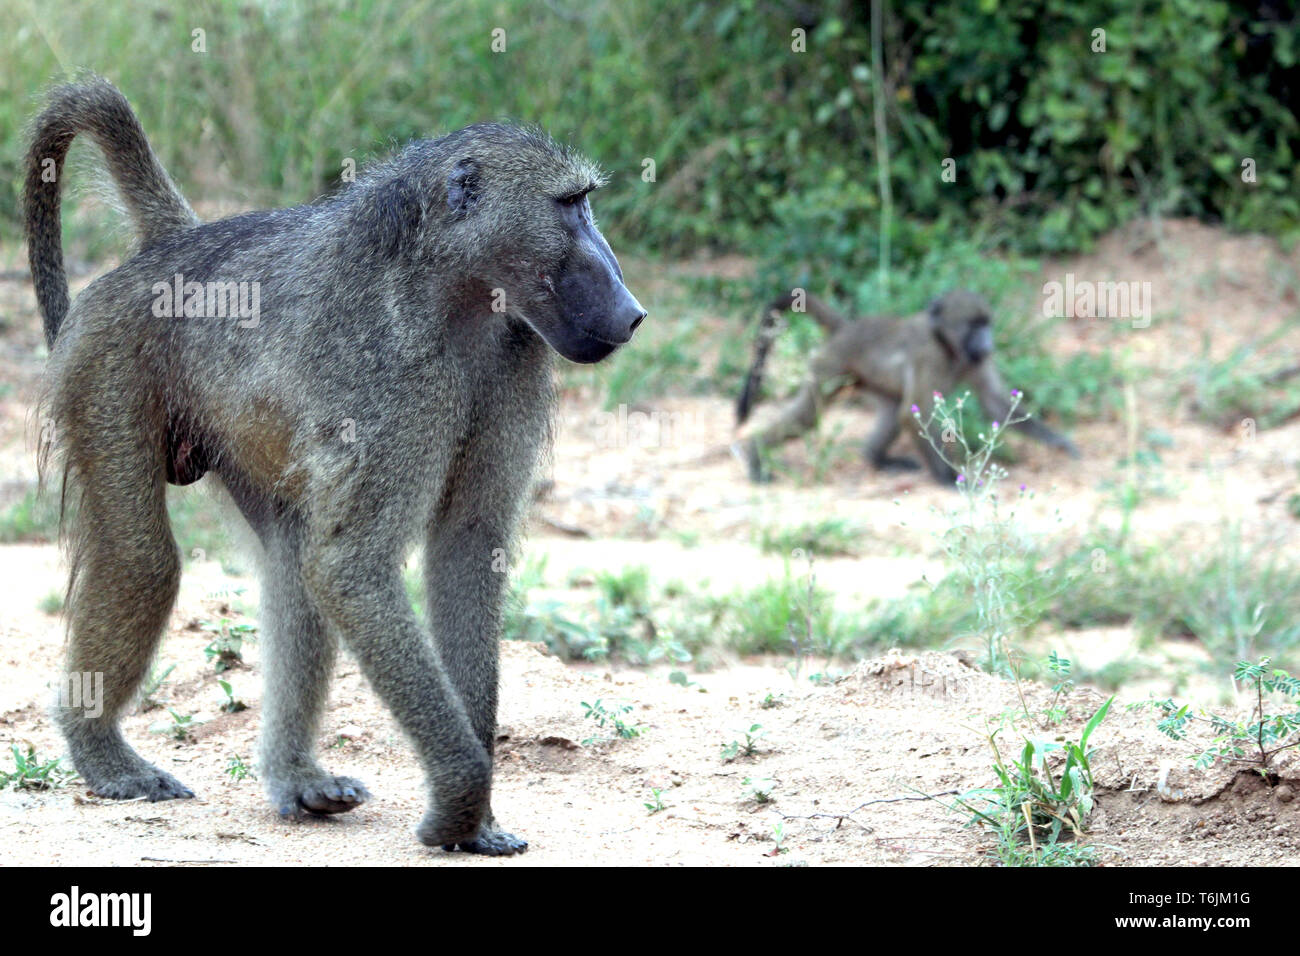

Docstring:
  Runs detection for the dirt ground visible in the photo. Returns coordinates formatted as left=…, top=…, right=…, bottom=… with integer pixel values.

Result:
left=1, top=219, right=1299, bottom=866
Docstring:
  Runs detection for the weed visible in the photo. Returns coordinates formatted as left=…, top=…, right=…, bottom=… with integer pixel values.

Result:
left=1, top=744, right=74, bottom=791
left=951, top=696, right=1112, bottom=866
left=581, top=699, right=642, bottom=744
left=1156, top=658, right=1300, bottom=772
left=721, top=723, right=765, bottom=761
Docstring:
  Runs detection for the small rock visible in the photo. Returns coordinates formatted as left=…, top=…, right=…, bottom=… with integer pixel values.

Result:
left=1275, top=784, right=1294, bottom=803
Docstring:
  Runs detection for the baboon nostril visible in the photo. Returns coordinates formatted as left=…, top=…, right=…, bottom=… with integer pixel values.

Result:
left=629, top=311, right=646, bottom=334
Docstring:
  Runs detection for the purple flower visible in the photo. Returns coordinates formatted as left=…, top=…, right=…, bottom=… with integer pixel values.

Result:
left=910, top=404, right=919, bottom=414
left=1011, top=389, right=1021, bottom=398
left=991, top=421, right=999, bottom=430
left=933, top=391, right=943, bottom=399
left=1019, top=483, right=1026, bottom=492
left=956, top=474, right=965, bottom=483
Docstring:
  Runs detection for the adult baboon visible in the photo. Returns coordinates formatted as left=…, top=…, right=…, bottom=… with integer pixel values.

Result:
left=735, top=289, right=1078, bottom=484
left=25, top=77, right=645, bottom=855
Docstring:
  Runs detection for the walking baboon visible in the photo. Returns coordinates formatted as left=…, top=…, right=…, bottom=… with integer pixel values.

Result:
left=25, top=78, right=645, bottom=855
left=735, top=289, right=1078, bottom=483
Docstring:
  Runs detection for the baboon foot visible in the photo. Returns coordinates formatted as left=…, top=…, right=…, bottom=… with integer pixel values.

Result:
left=88, top=765, right=194, bottom=802
left=730, top=440, right=772, bottom=484
left=441, top=822, right=528, bottom=856
left=874, top=455, right=922, bottom=472
left=272, top=773, right=370, bottom=816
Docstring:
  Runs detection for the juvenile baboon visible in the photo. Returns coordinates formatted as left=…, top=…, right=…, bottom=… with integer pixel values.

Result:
left=25, top=78, right=645, bottom=855
left=735, top=289, right=1078, bottom=484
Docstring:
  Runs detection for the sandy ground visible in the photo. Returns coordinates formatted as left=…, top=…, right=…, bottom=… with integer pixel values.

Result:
left=1, top=218, right=1299, bottom=865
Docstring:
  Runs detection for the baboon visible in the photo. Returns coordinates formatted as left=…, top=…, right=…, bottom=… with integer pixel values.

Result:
left=25, top=78, right=645, bottom=855
left=735, top=289, right=1078, bottom=484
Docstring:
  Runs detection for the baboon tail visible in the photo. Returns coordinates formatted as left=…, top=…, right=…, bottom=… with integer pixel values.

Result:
left=736, top=289, right=849, bottom=425
left=24, top=77, right=198, bottom=346
left=736, top=300, right=787, bottom=426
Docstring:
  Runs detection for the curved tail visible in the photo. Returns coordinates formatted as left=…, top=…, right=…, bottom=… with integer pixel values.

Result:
left=736, top=289, right=849, bottom=425
left=24, top=77, right=198, bottom=346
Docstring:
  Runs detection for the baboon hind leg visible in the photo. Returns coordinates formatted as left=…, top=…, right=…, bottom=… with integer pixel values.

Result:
left=56, top=420, right=191, bottom=801
left=255, top=523, right=370, bottom=817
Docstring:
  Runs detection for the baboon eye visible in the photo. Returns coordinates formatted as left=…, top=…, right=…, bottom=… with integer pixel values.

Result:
left=557, top=193, right=585, bottom=207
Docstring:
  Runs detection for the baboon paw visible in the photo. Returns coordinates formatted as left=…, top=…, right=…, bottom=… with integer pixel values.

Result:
left=92, top=768, right=194, bottom=802
left=274, top=775, right=370, bottom=816
left=875, top=456, right=922, bottom=472
left=441, top=825, right=529, bottom=857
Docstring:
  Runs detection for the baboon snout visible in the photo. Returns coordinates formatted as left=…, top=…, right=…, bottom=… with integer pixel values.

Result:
left=610, top=283, right=648, bottom=341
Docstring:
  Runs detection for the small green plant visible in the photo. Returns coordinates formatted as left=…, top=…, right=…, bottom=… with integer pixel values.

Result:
left=217, top=678, right=247, bottom=714
left=225, top=754, right=256, bottom=781
left=154, top=708, right=199, bottom=742
left=1043, top=651, right=1074, bottom=726
left=1156, top=658, right=1300, bottom=772
left=201, top=618, right=257, bottom=672
left=758, top=518, right=865, bottom=558
left=137, top=663, right=176, bottom=712
left=743, top=776, right=775, bottom=804
left=37, top=590, right=65, bottom=615
left=1, top=744, right=74, bottom=791
left=644, top=788, right=666, bottom=814
left=581, top=699, right=642, bottom=744
left=952, top=696, right=1112, bottom=866
left=769, top=822, right=789, bottom=856
left=760, top=692, right=784, bottom=709
left=720, top=723, right=765, bottom=761
left=913, top=390, right=1063, bottom=676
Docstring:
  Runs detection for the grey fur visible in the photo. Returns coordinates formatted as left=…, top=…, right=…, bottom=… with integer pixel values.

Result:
left=25, top=77, right=644, bottom=855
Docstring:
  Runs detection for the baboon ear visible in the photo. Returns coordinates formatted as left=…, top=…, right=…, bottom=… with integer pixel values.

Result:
left=446, top=158, right=481, bottom=215
left=927, top=297, right=944, bottom=328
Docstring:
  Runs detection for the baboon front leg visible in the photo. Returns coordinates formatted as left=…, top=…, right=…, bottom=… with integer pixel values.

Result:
left=424, top=517, right=527, bottom=856
left=865, top=399, right=920, bottom=472
left=302, top=517, right=489, bottom=849
left=257, top=527, right=370, bottom=817
left=57, top=442, right=191, bottom=800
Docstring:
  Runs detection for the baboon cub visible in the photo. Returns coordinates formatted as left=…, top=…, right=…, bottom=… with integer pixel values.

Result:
left=735, top=289, right=1078, bottom=484
left=25, top=78, right=645, bottom=855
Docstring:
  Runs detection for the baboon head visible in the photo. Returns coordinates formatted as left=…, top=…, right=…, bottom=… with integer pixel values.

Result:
left=928, top=289, right=993, bottom=365
left=424, top=125, right=647, bottom=364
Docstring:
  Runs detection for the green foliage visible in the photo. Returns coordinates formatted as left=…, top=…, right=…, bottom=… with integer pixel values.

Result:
left=137, top=662, right=176, bottom=713
left=217, top=678, right=247, bottom=714
left=153, top=708, right=198, bottom=742
left=5, top=1, right=1291, bottom=264
left=743, top=775, right=775, bottom=804
left=757, top=518, right=866, bottom=558
left=37, top=590, right=65, bottom=615
left=1, top=744, right=74, bottom=791
left=225, top=754, right=256, bottom=782
left=1156, top=658, right=1300, bottom=771
left=720, top=723, right=764, bottom=761
left=954, top=697, right=1112, bottom=866
left=644, top=788, right=666, bottom=814
left=1189, top=329, right=1300, bottom=430
left=201, top=618, right=256, bottom=672
left=0, top=488, right=61, bottom=544
left=581, top=699, right=642, bottom=743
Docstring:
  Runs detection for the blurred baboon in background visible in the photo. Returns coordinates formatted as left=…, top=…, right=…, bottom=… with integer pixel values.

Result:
left=25, top=77, right=644, bottom=855
left=735, top=289, right=1078, bottom=484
